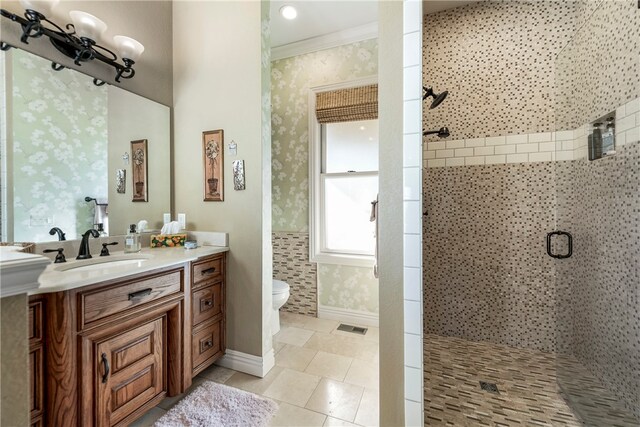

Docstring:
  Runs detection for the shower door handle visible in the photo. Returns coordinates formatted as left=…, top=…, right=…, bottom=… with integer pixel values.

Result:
left=546, top=231, right=573, bottom=259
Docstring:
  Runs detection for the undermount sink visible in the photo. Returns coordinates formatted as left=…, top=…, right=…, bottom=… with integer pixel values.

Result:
left=54, top=254, right=153, bottom=272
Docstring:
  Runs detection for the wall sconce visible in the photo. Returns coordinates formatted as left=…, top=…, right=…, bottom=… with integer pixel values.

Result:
left=0, top=0, right=144, bottom=85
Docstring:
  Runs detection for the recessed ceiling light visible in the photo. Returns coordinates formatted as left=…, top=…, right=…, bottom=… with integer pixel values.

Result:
left=280, top=5, right=297, bottom=20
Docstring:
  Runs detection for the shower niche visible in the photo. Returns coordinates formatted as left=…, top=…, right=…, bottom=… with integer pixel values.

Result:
left=588, top=112, right=616, bottom=161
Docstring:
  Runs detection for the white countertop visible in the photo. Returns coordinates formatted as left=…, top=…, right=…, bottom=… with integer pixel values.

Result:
left=32, top=246, right=229, bottom=295
left=0, top=247, right=51, bottom=298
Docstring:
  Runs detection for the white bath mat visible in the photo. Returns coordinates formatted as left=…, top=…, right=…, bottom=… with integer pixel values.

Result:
left=154, top=381, right=278, bottom=427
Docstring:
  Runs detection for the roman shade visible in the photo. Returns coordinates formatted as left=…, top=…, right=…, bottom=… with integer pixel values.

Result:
left=315, top=84, right=378, bottom=124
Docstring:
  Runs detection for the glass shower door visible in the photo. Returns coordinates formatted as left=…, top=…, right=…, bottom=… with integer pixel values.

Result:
left=553, top=2, right=639, bottom=425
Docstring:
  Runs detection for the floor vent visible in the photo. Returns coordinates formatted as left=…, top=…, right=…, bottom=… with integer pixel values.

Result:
left=479, top=381, right=500, bottom=394
left=337, top=324, right=368, bottom=335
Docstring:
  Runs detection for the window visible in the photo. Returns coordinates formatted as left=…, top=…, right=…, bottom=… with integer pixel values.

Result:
left=309, top=79, right=378, bottom=266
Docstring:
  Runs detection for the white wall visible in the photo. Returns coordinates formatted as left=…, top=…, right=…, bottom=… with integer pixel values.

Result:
left=173, top=1, right=271, bottom=366
left=402, top=0, right=424, bottom=425
left=378, top=1, right=406, bottom=425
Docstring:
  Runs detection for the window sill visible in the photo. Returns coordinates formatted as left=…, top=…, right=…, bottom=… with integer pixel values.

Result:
left=311, top=252, right=375, bottom=268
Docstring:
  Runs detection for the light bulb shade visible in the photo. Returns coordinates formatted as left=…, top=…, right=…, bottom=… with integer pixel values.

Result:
left=113, top=35, right=144, bottom=62
left=69, top=11, right=107, bottom=42
left=19, top=0, right=59, bottom=16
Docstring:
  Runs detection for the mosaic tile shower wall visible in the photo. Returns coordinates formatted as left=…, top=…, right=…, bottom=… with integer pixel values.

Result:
left=423, top=163, right=558, bottom=352
left=422, top=0, right=577, bottom=141
left=555, top=0, right=640, bottom=131
left=272, top=232, right=317, bottom=316
left=556, top=141, right=640, bottom=421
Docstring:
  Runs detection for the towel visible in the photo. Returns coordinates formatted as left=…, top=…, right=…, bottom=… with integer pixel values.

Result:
left=138, top=220, right=149, bottom=233
left=160, top=221, right=181, bottom=235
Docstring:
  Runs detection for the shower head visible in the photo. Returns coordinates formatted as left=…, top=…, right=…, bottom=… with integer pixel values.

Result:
left=423, top=127, right=450, bottom=138
left=85, top=196, right=96, bottom=203
left=423, top=86, right=449, bottom=109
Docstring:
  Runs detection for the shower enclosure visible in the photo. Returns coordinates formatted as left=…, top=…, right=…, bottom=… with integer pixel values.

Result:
left=553, top=1, right=639, bottom=425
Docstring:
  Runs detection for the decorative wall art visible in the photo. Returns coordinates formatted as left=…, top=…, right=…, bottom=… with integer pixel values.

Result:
left=203, top=129, right=224, bottom=201
left=131, top=139, right=148, bottom=202
left=116, top=169, right=126, bottom=193
left=232, top=160, right=245, bottom=190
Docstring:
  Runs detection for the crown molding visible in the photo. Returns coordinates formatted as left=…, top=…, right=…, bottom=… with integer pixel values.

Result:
left=271, top=21, right=378, bottom=61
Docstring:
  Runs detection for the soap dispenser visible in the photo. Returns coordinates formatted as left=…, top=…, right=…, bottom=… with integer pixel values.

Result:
left=124, top=224, right=141, bottom=253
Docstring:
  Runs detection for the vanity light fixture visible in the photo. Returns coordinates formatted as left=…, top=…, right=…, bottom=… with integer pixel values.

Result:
left=279, top=5, right=297, bottom=20
left=0, top=0, right=144, bottom=85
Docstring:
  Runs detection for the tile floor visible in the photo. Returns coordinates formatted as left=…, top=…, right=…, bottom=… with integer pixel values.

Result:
left=424, top=334, right=639, bottom=427
left=423, top=334, right=581, bottom=426
left=131, top=313, right=379, bottom=427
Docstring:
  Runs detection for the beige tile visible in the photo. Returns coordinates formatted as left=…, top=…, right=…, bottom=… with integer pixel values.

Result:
left=304, top=333, right=378, bottom=363
left=128, top=407, right=166, bottom=426
left=197, top=364, right=236, bottom=383
left=323, top=417, right=361, bottom=426
left=305, top=351, right=353, bottom=381
left=280, top=312, right=310, bottom=328
left=305, top=378, right=364, bottom=423
left=276, top=344, right=317, bottom=371
left=156, top=376, right=205, bottom=410
left=225, top=365, right=285, bottom=395
left=344, top=359, right=379, bottom=390
left=264, top=368, right=322, bottom=407
left=362, top=327, right=379, bottom=343
left=270, top=400, right=327, bottom=426
left=274, top=340, right=286, bottom=354
left=354, top=388, right=379, bottom=426
left=275, top=326, right=315, bottom=347
left=303, top=317, right=339, bottom=333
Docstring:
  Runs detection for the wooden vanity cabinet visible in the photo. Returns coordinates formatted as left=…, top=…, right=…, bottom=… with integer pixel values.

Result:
left=29, top=264, right=191, bottom=427
left=28, top=299, right=45, bottom=427
left=28, top=251, right=227, bottom=426
left=190, top=253, right=226, bottom=377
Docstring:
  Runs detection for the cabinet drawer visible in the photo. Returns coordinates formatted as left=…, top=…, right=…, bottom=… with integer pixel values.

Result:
left=192, top=282, right=223, bottom=327
left=81, top=270, right=182, bottom=326
left=192, top=320, right=223, bottom=372
left=192, top=256, right=223, bottom=285
left=28, top=301, right=43, bottom=343
left=97, top=317, right=165, bottom=427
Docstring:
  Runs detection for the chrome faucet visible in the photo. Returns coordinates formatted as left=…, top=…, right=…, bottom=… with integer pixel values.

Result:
left=77, top=229, right=100, bottom=260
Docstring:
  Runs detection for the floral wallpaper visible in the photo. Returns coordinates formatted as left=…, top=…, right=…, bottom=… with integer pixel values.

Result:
left=11, top=49, right=107, bottom=242
left=271, top=39, right=379, bottom=315
left=271, top=39, right=379, bottom=232
left=318, top=263, right=379, bottom=313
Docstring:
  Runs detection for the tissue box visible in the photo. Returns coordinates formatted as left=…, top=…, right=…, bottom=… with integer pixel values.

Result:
left=150, top=233, right=187, bottom=248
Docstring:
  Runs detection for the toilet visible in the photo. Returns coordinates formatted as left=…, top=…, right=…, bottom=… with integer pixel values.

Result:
left=272, top=279, right=290, bottom=334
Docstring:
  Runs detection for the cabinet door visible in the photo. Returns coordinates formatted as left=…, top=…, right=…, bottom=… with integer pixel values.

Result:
left=96, top=318, right=165, bottom=427
left=29, top=346, right=44, bottom=422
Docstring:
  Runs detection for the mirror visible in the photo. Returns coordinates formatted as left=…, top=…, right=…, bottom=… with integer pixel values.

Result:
left=0, top=48, right=170, bottom=243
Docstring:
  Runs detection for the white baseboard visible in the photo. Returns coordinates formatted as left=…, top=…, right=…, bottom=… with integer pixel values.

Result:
left=318, top=305, right=379, bottom=327
left=215, top=348, right=275, bottom=378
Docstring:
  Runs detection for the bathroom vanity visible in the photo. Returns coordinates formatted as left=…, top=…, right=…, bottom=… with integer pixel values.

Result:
left=28, top=247, right=227, bottom=427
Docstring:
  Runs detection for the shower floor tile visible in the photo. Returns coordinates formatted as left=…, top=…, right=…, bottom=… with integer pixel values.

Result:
left=424, top=334, right=581, bottom=426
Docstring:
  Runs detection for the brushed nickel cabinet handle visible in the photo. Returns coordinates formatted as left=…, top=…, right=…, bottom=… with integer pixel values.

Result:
left=201, top=267, right=216, bottom=275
